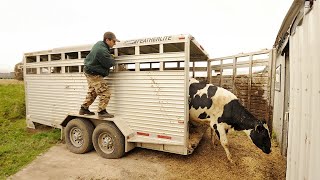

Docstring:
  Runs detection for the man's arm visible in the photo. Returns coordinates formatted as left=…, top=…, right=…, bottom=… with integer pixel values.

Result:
left=96, top=50, right=116, bottom=69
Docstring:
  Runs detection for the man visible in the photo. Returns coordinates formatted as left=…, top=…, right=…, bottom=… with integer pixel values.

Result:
left=79, top=31, right=120, bottom=118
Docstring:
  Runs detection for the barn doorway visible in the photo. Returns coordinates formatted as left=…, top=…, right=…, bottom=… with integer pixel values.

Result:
left=281, top=46, right=290, bottom=156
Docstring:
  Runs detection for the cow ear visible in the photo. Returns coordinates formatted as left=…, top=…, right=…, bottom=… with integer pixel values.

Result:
left=255, top=124, right=264, bottom=132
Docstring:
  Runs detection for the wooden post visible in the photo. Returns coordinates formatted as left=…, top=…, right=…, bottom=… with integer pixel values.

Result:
left=232, top=57, right=237, bottom=94
left=219, top=59, right=222, bottom=87
left=192, top=61, right=195, bottom=78
left=267, top=50, right=274, bottom=123
left=248, top=55, right=253, bottom=110
left=207, top=59, right=211, bottom=83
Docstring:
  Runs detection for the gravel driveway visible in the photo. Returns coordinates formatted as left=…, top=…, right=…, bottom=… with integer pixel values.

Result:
left=9, top=130, right=286, bottom=180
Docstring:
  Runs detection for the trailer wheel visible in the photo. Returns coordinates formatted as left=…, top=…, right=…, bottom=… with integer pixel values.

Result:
left=65, top=118, right=94, bottom=154
left=92, top=123, right=125, bottom=159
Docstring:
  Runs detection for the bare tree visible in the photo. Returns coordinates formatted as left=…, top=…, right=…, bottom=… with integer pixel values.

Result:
left=14, top=62, right=23, bottom=81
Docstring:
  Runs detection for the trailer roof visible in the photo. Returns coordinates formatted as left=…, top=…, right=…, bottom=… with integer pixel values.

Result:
left=24, top=34, right=209, bottom=60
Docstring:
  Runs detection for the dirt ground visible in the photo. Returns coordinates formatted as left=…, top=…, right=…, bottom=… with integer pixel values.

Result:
left=0, top=79, right=22, bottom=84
left=10, top=129, right=286, bottom=180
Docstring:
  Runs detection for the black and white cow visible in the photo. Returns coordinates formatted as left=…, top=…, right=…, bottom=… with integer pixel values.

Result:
left=189, top=78, right=271, bottom=163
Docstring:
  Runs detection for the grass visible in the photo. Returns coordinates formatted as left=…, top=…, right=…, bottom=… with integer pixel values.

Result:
left=0, top=80, right=61, bottom=179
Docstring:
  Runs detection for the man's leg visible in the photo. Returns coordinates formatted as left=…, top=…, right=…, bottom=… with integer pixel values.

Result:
left=80, top=74, right=98, bottom=115
left=96, top=78, right=113, bottom=118
left=82, top=85, right=97, bottom=109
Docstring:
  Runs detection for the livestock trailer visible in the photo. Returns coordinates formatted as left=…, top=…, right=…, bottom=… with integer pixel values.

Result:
left=23, top=34, right=209, bottom=158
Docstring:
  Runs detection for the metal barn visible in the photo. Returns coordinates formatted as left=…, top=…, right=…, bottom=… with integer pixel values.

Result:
left=273, top=0, right=320, bottom=179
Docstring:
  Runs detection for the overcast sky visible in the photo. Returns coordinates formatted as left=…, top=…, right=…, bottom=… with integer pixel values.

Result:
left=0, top=0, right=293, bottom=73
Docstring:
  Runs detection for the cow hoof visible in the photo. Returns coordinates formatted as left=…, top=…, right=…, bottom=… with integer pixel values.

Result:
left=228, top=159, right=235, bottom=164
left=210, top=143, right=219, bottom=149
left=191, top=143, right=197, bottom=148
left=188, top=143, right=197, bottom=149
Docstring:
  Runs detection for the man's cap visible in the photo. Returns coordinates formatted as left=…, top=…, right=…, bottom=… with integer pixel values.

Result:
left=104, top=31, right=120, bottom=42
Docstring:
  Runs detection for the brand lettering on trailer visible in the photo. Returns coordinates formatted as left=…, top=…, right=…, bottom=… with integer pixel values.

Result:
left=124, top=36, right=173, bottom=45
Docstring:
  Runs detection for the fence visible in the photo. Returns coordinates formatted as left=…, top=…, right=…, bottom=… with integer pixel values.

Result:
left=208, top=49, right=274, bottom=129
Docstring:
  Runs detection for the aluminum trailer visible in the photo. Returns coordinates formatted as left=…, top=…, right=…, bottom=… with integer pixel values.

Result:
left=23, top=34, right=209, bottom=158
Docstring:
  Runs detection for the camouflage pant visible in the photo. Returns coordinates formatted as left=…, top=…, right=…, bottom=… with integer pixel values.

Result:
left=82, top=73, right=111, bottom=112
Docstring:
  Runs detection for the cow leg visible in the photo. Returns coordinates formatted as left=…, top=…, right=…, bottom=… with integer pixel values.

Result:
left=210, top=126, right=219, bottom=147
left=217, top=124, right=233, bottom=163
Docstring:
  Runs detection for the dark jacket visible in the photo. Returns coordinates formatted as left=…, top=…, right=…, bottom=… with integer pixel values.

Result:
left=84, top=41, right=115, bottom=77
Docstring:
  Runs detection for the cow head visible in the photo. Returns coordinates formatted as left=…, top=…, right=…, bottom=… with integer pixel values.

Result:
left=250, top=121, right=271, bottom=154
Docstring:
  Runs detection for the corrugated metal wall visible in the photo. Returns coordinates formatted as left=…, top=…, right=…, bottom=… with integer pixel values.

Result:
left=25, top=71, right=186, bottom=144
left=286, top=2, right=320, bottom=179
left=25, top=74, right=88, bottom=127
left=108, top=71, right=186, bottom=145
left=26, top=72, right=187, bottom=144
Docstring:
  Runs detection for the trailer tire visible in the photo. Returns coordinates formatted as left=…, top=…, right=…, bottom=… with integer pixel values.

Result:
left=65, top=118, right=94, bottom=154
left=92, top=123, right=125, bottom=159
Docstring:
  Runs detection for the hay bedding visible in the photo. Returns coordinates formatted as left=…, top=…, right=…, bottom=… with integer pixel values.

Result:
left=130, top=129, right=286, bottom=180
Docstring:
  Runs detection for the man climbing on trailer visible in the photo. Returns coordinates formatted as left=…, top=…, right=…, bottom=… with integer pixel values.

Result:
left=79, top=31, right=120, bottom=118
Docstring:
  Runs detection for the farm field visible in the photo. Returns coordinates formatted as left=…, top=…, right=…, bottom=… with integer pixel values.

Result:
left=0, top=79, right=60, bottom=179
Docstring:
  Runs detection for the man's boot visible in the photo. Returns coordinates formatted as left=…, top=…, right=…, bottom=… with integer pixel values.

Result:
left=98, top=110, right=114, bottom=118
left=79, top=106, right=95, bottom=115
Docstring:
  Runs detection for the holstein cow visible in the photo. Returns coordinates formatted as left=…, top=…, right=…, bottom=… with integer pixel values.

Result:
left=189, top=78, right=271, bottom=163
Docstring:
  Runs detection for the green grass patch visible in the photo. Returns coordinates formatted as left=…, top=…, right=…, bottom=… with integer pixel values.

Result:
left=272, top=130, right=277, bottom=140
left=0, top=84, right=25, bottom=120
left=0, top=83, right=61, bottom=179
